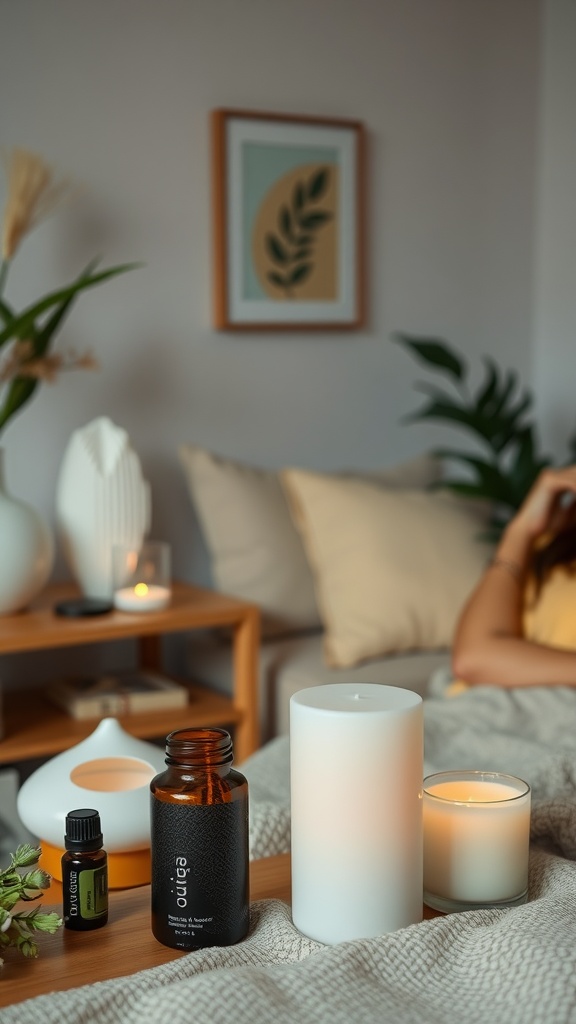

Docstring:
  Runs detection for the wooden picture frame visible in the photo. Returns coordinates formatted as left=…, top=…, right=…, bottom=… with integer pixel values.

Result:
left=212, top=109, right=365, bottom=331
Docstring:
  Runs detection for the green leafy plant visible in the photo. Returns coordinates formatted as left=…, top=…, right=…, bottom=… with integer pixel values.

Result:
left=265, top=167, right=332, bottom=297
left=0, top=844, right=61, bottom=963
left=393, top=333, right=569, bottom=539
left=0, top=147, right=140, bottom=437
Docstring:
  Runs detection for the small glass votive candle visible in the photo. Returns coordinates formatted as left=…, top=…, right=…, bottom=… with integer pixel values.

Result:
left=112, top=541, right=171, bottom=613
left=423, top=770, right=531, bottom=913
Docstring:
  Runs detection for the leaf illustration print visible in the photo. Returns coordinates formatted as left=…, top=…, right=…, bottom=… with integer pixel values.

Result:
left=252, top=163, right=338, bottom=302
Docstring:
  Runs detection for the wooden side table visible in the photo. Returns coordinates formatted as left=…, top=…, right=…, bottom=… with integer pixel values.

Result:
left=0, top=854, right=292, bottom=1007
left=0, top=853, right=441, bottom=1008
left=0, top=580, right=261, bottom=765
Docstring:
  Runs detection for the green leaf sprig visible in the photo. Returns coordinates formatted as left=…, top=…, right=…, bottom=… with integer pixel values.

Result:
left=265, top=167, right=332, bottom=297
left=393, top=333, right=555, bottom=539
left=0, top=844, right=62, bottom=963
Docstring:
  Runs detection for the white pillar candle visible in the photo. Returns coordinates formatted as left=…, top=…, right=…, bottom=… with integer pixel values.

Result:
left=290, top=683, right=423, bottom=945
left=423, top=771, right=531, bottom=912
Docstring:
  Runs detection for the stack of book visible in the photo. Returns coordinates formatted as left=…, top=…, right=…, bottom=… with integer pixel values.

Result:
left=47, top=671, right=189, bottom=720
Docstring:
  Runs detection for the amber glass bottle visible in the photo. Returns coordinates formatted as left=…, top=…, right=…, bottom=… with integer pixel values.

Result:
left=150, top=727, right=249, bottom=951
left=62, top=808, right=108, bottom=930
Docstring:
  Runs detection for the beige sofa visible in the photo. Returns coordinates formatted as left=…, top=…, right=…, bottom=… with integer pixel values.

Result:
left=179, top=446, right=492, bottom=741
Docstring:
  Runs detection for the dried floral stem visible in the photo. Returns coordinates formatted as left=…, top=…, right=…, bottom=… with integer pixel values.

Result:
left=1, top=148, right=72, bottom=261
left=0, top=147, right=140, bottom=436
left=0, top=339, right=97, bottom=384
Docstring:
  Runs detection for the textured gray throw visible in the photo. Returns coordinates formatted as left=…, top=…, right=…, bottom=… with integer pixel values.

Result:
left=3, top=685, right=576, bottom=1024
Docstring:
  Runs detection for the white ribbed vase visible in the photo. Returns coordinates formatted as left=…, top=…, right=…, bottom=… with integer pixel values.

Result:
left=0, top=448, right=54, bottom=614
left=56, top=417, right=150, bottom=599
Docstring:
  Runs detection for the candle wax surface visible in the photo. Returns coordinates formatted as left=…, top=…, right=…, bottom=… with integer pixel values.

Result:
left=426, top=780, right=524, bottom=803
left=114, top=585, right=171, bottom=612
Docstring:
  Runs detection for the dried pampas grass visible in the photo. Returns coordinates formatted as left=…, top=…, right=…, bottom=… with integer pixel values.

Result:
left=1, top=148, right=72, bottom=261
left=0, top=339, right=97, bottom=383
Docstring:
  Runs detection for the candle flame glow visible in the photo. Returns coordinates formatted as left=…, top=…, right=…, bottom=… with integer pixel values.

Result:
left=134, top=583, right=149, bottom=597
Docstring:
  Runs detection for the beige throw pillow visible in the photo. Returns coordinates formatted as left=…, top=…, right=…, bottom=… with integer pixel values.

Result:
left=178, top=445, right=443, bottom=637
left=281, top=468, right=493, bottom=666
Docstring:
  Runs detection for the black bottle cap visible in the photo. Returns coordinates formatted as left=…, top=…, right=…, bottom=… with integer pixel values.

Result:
left=64, top=808, right=104, bottom=851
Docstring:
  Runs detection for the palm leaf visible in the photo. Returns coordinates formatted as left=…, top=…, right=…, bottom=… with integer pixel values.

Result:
left=404, top=387, right=499, bottom=445
left=475, top=358, right=499, bottom=414
left=0, top=280, right=93, bottom=430
left=0, top=262, right=140, bottom=349
left=506, top=427, right=550, bottom=505
left=567, top=426, right=576, bottom=463
left=432, top=449, right=515, bottom=505
left=0, top=377, right=39, bottom=432
left=0, top=298, right=15, bottom=327
left=438, top=480, right=496, bottom=500
left=393, top=333, right=465, bottom=383
left=394, top=331, right=555, bottom=532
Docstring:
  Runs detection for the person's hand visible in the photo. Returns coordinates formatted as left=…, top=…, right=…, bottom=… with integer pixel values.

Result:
left=513, top=466, right=576, bottom=541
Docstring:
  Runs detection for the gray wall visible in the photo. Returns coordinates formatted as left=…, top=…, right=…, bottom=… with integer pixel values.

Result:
left=533, top=0, right=576, bottom=458
left=0, top=0, right=542, bottom=604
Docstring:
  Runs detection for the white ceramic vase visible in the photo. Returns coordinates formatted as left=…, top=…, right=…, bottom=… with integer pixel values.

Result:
left=56, top=416, right=151, bottom=599
left=0, top=448, right=54, bottom=614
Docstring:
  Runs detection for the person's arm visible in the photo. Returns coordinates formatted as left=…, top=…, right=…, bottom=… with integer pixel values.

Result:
left=452, top=466, right=576, bottom=687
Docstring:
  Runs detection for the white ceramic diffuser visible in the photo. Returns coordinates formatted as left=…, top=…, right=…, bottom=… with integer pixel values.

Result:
left=17, top=718, right=166, bottom=887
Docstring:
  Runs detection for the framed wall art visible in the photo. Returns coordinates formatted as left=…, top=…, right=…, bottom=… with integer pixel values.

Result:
left=211, top=109, right=365, bottom=331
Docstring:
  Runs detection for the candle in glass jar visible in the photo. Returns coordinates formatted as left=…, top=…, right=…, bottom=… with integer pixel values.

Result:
left=112, top=541, right=171, bottom=613
left=290, top=683, right=423, bottom=945
left=114, top=583, right=171, bottom=612
left=423, top=771, right=531, bottom=913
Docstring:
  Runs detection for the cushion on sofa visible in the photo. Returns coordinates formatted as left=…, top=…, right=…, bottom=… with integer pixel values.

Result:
left=178, top=445, right=443, bottom=637
left=281, top=467, right=493, bottom=667
left=186, top=627, right=451, bottom=741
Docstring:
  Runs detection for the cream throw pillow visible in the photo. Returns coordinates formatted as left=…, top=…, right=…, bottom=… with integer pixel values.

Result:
left=178, top=446, right=443, bottom=637
left=281, top=468, right=492, bottom=666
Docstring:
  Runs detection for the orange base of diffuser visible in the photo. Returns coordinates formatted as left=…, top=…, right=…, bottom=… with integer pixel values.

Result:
left=40, top=840, right=151, bottom=889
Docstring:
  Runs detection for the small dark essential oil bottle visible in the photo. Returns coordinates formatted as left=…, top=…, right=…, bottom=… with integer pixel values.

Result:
left=150, top=727, right=249, bottom=951
left=62, top=808, right=108, bottom=930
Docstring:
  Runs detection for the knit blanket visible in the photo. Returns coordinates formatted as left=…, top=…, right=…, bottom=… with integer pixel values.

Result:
left=4, top=686, right=576, bottom=1024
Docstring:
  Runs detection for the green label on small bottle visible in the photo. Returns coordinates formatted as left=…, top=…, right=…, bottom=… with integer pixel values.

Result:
left=79, top=866, right=108, bottom=919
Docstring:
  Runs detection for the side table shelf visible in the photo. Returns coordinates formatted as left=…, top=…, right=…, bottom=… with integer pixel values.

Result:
left=0, top=681, right=241, bottom=765
left=0, top=581, right=261, bottom=765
